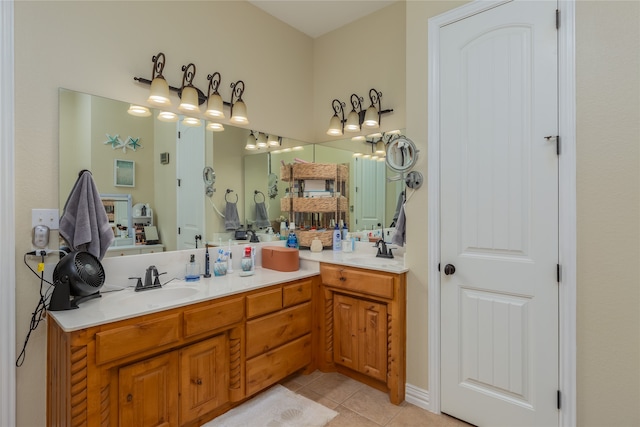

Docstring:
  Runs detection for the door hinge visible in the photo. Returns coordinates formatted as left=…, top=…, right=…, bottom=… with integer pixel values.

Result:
left=438, top=263, right=441, bottom=272
left=178, top=131, right=181, bottom=138
left=544, top=135, right=560, bottom=155
left=177, top=178, right=181, bottom=187
left=556, top=9, right=560, bottom=29
left=557, top=390, right=561, bottom=409
left=178, top=227, right=181, bottom=235
left=557, top=264, right=561, bottom=283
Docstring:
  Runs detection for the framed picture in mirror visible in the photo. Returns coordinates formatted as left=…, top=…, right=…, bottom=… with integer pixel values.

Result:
left=114, top=159, right=135, bottom=187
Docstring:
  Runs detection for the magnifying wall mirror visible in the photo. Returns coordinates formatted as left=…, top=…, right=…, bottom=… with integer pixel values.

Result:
left=385, top=136, right=418, bottom=173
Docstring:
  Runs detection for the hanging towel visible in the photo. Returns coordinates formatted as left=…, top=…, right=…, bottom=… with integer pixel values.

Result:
left=224, top=201, right=241, bottom=230
left=59, top=170, right=114, bottom=260
left=391, top=203, right=406, bottom=247
left=390, top=191, right=405, bottom=227
left=254, top=202, right=271, bottom=228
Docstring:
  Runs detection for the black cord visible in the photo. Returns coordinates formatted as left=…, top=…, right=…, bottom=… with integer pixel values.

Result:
left=16, top=253, right=54, bottom=367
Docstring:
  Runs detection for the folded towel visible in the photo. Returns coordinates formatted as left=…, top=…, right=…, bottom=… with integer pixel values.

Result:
left=224, top=201, right=241, bottom=230
left=59, top=171, right=114, bottom=260
left=254, top=202, right=270, bottom=228
left=391, top=203, right=406, bottom=247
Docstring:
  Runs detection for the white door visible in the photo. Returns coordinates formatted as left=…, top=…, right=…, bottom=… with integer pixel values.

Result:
left=440, top=1, right=559, bottom=426
left=176, top=120, right=205, bottom=250
left=354, top=156, right=385, bottom=230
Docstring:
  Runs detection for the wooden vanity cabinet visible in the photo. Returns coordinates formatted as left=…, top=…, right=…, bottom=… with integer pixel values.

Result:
left=47, top=277, right=319, bottom=427
left=319, top=263, right=406, bottom=404
left=245, top=278, right=316, bottom=395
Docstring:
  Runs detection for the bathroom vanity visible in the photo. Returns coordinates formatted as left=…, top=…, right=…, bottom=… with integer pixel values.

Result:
left=46, top=245, right=407, bottom=427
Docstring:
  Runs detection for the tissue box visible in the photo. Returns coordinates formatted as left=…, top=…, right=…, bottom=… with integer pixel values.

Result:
left=262, top=247, right=299, bottom=272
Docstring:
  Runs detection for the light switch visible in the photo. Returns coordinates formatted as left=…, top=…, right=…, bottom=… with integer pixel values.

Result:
left=32, top=209, right=60, bottom=230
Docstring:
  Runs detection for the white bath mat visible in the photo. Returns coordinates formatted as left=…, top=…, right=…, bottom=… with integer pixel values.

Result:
left=203, top=384, right=337, bottom=427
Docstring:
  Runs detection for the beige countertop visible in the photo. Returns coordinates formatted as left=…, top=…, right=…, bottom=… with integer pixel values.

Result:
left=47, top=241, right=407, bottom=332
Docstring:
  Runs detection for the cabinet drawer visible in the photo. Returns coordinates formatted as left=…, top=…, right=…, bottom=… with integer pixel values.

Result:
left=246, top=302, right=312, bottom=358
left=246, top=288, right=282, bottom=318
left=283, top=279, right=312, bottom=308
left=321, top=264, right=394, bottom=299
left=183, top=297, right=244, bottom=338
left=96, top=313, right=180, bottom=365
left=245, top=334, right=312, bottom=396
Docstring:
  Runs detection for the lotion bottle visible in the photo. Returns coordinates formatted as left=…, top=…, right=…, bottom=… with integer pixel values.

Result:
left=333, top=223, right=341, bottom=251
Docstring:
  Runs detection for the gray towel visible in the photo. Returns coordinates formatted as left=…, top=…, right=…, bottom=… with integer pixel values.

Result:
left=224, top=201, right=241, bottom=230
left=59, top=171, right=114, bottom=260
left=254, top=202, right=270, bottom=228
left=391, top=191, right=405, bottom=227
left=391, top=203, right=406, bottom=247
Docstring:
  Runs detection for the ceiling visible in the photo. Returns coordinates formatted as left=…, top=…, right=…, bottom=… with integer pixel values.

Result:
left=248, top=0, right=398, bottom=38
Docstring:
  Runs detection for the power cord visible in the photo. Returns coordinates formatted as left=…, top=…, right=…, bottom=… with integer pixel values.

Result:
left=16, top=251, right=59, bottom=367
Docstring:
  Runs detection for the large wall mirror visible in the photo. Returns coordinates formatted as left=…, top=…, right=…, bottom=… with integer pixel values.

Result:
left=59, top=88, right=403, bottom=256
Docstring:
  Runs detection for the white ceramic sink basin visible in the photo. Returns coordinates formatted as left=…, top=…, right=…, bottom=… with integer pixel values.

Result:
left=120, top=287, right=199, bottom=305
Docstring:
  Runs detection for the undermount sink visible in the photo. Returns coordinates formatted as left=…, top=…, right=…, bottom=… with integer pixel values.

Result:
left=120, top=287, right=199, bottom=305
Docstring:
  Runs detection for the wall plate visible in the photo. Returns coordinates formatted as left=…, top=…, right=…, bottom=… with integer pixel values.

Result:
left=32, top=208, right=59, bottom=229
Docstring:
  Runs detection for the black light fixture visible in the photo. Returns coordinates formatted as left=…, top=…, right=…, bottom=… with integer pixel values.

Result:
left=178, top=63, right=201, bottom=114
left=133, top=52, right=249, bottom=128
left=326, top=87, right=393, bottom=136
left=230, top=80, right=249, bottom=125
left=326, top=99, right=346, bottom=136
left=345, top=94, right=364, bottom=132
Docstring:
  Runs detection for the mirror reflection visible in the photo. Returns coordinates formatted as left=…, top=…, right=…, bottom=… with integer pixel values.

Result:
left=59, top=88, right=403, bottom=256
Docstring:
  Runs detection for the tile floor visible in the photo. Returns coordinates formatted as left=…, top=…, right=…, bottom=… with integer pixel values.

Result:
left=280, top=370, right=473, bottom=427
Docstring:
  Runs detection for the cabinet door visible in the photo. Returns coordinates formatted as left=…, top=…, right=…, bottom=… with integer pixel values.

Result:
left=119, top=352, right=178, bottom=427
left=333, top=294, right=359, bottom=371
left=358, top=300, right=388, bottom=382
left=333, top=295, right=388, bottom=382
left=179, top=334, right=229, bottom=425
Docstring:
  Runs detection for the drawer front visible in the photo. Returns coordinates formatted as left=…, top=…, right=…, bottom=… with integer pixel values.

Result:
left=96, top=313, right=180, bottom=365
left=246, top=287, right=282, bottom=318
left=283, top=279, right=312, bottom=308
left=183, top=297, right=244, bottom=338
left=320, top=264, right=394, bottom=299
left=245, top=334, right=312, bottom=396
left=245, top=302, right=312, bottom=358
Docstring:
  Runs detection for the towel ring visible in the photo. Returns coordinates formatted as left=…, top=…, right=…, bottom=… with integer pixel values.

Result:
left=254, top=190, right=265, bottom=204
left=225, top=189, right=238, bottom=203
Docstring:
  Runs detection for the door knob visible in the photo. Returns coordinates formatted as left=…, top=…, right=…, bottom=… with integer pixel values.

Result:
left=444, top=264, right=456, bottom=275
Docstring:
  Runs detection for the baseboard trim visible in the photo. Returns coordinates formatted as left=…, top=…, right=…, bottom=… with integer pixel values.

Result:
left=405, top=383, right=430, bottom=411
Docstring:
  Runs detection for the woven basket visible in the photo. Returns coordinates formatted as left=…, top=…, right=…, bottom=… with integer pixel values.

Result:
left=298, top=230, right=333, bottom=248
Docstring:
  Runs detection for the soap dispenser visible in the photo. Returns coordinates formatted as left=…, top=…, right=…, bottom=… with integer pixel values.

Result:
left=185, top=254, right=200, bottom=282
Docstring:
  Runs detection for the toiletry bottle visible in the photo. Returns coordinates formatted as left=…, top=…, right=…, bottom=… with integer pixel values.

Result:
left=203, top=245, right=211, bottom=278
left=185, top=254, right=200, bottom=282
left=341, top=221, right=348, bottom=241
left=333, top=223, right=341, bottom=251
left=287, top=222, right=299, bottom=249
left=227, top=240, right=234, bottom=273
left=241, top=245, right=253, bottom=273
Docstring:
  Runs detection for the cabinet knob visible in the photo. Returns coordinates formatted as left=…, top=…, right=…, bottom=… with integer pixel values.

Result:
left=193, top=378, right=202, bottom=385
left=126, top=393, right=133, bottom=402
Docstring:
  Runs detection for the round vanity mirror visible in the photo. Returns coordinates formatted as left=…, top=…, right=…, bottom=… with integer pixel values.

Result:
left=385, top=136, right=418, bottom=173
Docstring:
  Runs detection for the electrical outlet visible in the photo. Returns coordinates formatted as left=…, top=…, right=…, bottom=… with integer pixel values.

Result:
left=32, top=209, right=60, bottom=230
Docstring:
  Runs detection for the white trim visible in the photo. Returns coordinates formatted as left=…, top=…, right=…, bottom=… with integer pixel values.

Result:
left=557, top=1, right=577, bottom=425
left=427, top=1, right=577, bottom=425
left=405, top=383, right=430, bottom=411
left=0, top=1, right=16, bottom=426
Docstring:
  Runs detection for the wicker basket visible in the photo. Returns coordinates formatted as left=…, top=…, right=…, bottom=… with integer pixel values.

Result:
left=298, top=230, right=334, bottom=248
